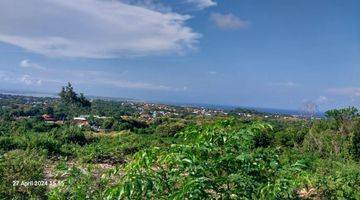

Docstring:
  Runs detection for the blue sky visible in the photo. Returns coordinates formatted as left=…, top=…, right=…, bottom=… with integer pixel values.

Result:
left=0, top=0, right=359, bottom=110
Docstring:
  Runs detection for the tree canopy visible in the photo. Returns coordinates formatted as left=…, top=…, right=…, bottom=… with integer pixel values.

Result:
left=59, top=82, right=91, bottom=108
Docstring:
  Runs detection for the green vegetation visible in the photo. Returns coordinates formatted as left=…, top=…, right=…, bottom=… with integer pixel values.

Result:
left=0, top=85, right=360, bottom=199
left=59, top=82, right=91, bottom=108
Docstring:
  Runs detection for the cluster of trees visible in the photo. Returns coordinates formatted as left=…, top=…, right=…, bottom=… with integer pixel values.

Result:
left=88, top=116, right=148, bottom=132
left=0, top=83, right=140, bottom=122
left=228, top=107, right=265, bottom=116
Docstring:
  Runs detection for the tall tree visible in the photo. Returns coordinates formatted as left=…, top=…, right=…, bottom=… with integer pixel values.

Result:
left=59, top=82, right=91, bottom=108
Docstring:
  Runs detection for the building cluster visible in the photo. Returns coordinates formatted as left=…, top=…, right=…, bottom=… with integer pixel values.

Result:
left=27, top=99, right=309, bottom=128
left=133, top=102, right=229, bottom=122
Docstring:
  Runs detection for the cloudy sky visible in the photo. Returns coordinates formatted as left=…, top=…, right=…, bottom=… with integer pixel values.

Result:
left=0, top=0, right=359, bottom=110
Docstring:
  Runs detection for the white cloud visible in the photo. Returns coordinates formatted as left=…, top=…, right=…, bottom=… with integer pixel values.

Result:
left=315, top=96, right=329, bottom=104
left=19, top=75, right=42, bottom=85
left=95, top=78, right=174, bottom=91
left=42, top=68, right=187, bottom=91
left=0, top=69, right=181, bottom=90
left=269, top=81, right=299, bottom=87
left=121, top=0, right=172, bottom=12
left=327, top=87, right=360, bottom=97
left=19, top=59, right=45, bottom=70
left=43, top=69, right=177, bottom=90
left=186, top=0, right=217, bottom=9
left=211, top=13, right=249, bottom=30
left=0, top=71, right=43, bottom=86
left=0, top=71, right=13, bottom=82
left=208, top=71, right=217, bottom=75
left=124, top=0, right=216, bottom=11
left=68, top=70, right=186, bottom=91
left=0, top=0, right=200, bottom=58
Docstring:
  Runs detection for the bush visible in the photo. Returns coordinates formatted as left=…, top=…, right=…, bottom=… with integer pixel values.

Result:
left=306, top=161, right=360, bottom=199
left=303, top=120, right=351, bottom=158
left=253, top=129, right=274, bottom=148
left=134, top=127, right=154, bottom=134
left=106, top=122, right=303, bottom=199
left=275, top=126, right=307, bottom=148
left=59, top=126, right=87, bottom=145
left=0, top=135, right=26, bottom=151
left=0, top=150, right=47, bottom=199
left=351, top=127, right=360, bottom=160
left=32, top=122, right=56, bottom=132
left=155, top=122, right=186, bottom=136
left=29, top=134, right=62, bottom=156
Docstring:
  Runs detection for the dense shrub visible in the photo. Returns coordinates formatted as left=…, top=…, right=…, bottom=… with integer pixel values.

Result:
left=0, top=150, right=47, bottom=199
left=351, top=127, right=360, bottom=160
left=1, top=103, right=360, bottom=199
left=155, top=122, right=186, bottom=136
left=319, top=163, right=360, bottom=199
left=252, top=128, right=274, bottom=148
left=59, top=126, right=87, bottom=145
left=106, top=122, right=305, bottom=199
left=32, top=122, right=56, bottom=132
left=29, top=134, right=62, bottom=156
left=303, top=120, right=351, bottom=158
left=133, top=127, right=154, bottom=134
left=0, top=135, right=26, bottom=152
left=275, top=125, right=308, bottom=148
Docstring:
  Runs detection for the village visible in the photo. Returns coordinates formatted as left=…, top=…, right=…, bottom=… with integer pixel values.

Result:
left=0, top=92, right=307, bottom=136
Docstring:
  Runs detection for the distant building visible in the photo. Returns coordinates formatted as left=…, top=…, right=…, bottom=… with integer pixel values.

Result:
left=73, top=116, right=89, bottom=127
left=42, top=114, right=63, bottom=124
left=42, top=114, right=56, bottom=122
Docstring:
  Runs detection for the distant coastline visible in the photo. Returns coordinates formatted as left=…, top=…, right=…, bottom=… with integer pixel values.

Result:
left=0, top=89, right=324, bottom=117
left=163, top=102, right=324, bottom=117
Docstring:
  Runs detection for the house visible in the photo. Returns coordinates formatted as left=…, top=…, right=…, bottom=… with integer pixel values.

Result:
left=73, top=116, right=89, bottom=127
left=42, top=114, right=57, bottom=123
left=42, top=114, right=65, bottom=125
